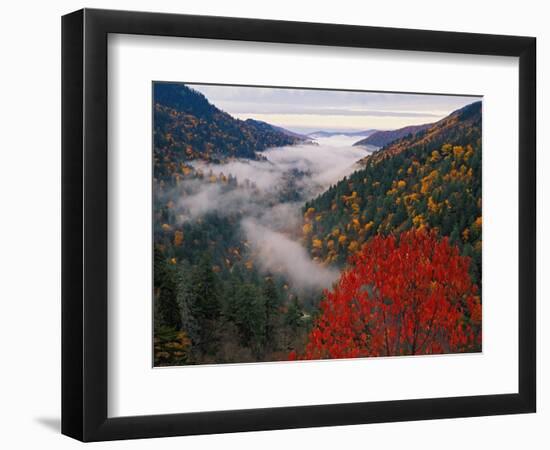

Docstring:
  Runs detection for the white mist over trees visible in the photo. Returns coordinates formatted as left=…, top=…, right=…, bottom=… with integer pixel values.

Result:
left=167, top=137, right=373, bottom=290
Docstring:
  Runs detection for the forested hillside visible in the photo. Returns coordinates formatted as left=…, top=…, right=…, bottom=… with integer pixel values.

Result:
left=353, top=123, right=432, bottom=147
left=302, top=101, right=482, bottom=283
left=153, top=83, right=482, bottom=365
left=246, top=118, right=311, bottom=141
left=153, top=83, right=306, bottom=180
left=153, top=84, right=317, bottom=365
left=153, top=168, right=318, bottom=366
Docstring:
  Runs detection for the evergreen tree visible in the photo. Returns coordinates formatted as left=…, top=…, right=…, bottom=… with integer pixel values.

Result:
left=263, top=277, right=280, bottom=347
left=233, top=283, right=266, bottom=356
left=285, top=297, right=302, bottom=333
left=154, top=246, right=181, bottom=330
left=174, top=260, right=199, bottom=345
left=190, top=253, right=221, bottom=354
left=191, top=253, right=220, bottom=321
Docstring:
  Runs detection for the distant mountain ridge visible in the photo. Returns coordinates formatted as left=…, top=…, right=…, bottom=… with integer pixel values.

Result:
left=353, top=123, right=433, bottom=148
left=153, top=83, right=306, bottom=174
left=308, top=130, right=377, bottom=138
left=244, top=119, right=312, bottom=142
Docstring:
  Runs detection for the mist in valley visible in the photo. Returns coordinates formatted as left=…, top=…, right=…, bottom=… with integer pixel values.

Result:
left=166, top=136, right=375, bottom=291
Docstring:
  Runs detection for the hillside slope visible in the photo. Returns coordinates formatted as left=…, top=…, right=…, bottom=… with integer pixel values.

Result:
left=153, top=83, right=306, bottom=180
left=362, top=101, right=482, bottom=164
left=302, top=101, right=482, bottom=283
left=245, top=119, right=311, bottom=141
left=353, top=123, right=432, bottom=148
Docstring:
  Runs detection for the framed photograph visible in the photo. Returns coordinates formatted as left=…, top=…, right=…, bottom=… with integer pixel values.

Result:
left=62, top=8, right=536, bottom=441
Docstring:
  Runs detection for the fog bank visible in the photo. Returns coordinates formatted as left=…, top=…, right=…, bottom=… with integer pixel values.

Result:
left=242, top=219, right=339, bottom=290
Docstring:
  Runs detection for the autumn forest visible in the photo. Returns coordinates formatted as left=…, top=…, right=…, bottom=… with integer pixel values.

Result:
left=153, top=83, right=482, bottom=366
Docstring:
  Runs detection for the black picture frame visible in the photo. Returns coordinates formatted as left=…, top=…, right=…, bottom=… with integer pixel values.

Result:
left=62, top=8, right=536, bottom=442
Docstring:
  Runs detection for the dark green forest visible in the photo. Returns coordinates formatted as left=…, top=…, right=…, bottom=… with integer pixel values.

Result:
left=153, top=171, right=317, bottom=365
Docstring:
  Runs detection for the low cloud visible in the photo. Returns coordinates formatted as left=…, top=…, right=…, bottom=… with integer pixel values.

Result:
left=191, top=159, right=283, bottom=191
left=263, top=136, right=368, bottom=190
left=256, top=202, right=303, bottom=234
left=175, top=137, right=372, bottom=222
left=175, top=182, right=252, bottom=221
left=167, top=137, right=370, bottom=288
left=242, top=219, right=339, bottom=290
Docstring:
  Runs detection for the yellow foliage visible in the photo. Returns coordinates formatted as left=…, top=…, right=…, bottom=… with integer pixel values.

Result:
left=173, top=230, right=184, bottom=247
left=312, top=239, right=323, bottom=249
left=169, top=257, right=177, bottom=265
left=338, top=235, right=347, bottom=245
left=404, top=193, right=420, bottom=205
left=412, top=214, right=425, bottom=228
left=161, top=223, right=172, bottom=232
left=397, top=180, right=407, bottom=189
left=302, top=223, right=313, bottom=235
left=453, top=146, right=465, bottom=159
left=462, top=228, right=470, bottom=242
left=348, top=240, right=359, bottom=253
left=441, top=144, right=453, bottom=154
left=427, top=196, right=439, bottom=214
left=304, top=207, right=315, bottom=220
left=474, top=216, right=482, bottom=228
left=464, top=145, right=475, bottom=161
left=420, top=170, right=439, bottom=195
left=430, top=150, right=441, bottom=162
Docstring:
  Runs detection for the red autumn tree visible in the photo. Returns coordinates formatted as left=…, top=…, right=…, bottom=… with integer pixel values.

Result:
left=292, top=229, right=481, bottom=360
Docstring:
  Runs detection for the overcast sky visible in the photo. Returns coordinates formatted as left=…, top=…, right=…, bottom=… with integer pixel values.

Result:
left=190, top=83, right=480, bottom=133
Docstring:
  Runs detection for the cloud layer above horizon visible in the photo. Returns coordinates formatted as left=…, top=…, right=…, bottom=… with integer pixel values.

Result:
left=190, top=84, right=480, bottom=133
